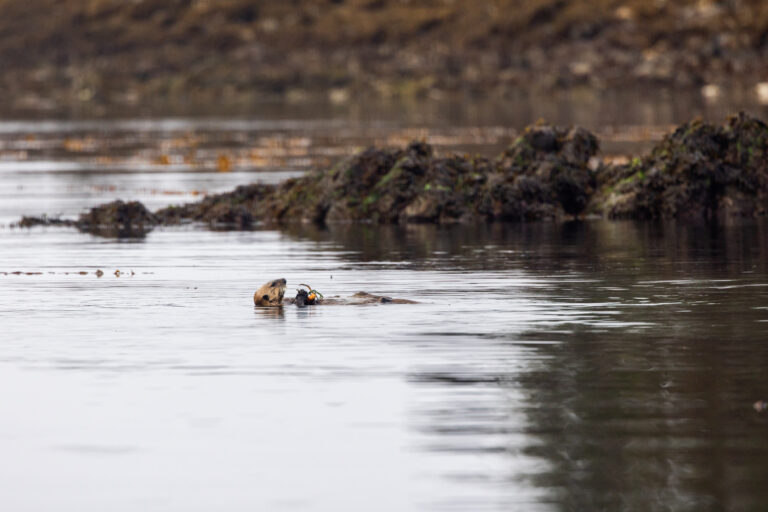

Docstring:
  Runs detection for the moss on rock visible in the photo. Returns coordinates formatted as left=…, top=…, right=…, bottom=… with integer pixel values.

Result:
left=593, top=112, right=768, bottom=219
left=18, top=113, right=768, bottom=237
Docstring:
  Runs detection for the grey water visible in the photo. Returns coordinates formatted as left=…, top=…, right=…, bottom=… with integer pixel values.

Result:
left=1, top=96, right=768, bottom=511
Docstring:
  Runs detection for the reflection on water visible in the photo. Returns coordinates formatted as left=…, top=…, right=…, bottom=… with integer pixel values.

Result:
left=1, top=220, right=767, bottom=511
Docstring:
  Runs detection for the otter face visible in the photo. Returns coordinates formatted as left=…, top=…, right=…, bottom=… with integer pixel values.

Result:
left=253, top=278, right=287, bottom=307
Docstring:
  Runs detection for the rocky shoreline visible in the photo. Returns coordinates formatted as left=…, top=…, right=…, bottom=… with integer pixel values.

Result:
left=1, top=1, right=767, bottom=110
left=17, top=113, right=768, bottom=237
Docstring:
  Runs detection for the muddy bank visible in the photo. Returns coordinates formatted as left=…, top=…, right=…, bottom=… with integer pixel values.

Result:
left=1, top=1, right=767, bottom=110
left=17, top=113, right=768, bottom=236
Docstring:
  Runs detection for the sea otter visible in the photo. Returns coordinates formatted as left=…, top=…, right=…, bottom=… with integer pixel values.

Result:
left=253, top=278, right=417, bottom=307
left=253, top=278, right=287, bottom=306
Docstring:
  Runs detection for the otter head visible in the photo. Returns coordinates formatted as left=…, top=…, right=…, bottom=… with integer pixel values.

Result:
left=253, top=278, right=287, bottom=307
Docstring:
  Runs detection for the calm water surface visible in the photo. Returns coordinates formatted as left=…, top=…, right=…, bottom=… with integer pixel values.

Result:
left=1, top=97, right=768, bottom=511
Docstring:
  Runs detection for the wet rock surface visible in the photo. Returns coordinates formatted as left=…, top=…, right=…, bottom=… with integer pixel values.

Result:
left=17, top=216, right=76, bottom=229
left=256, top=124, right=598, bottom=225
left=76, top=200, right=158, bottom=237
left=18, top=200, right=157, bottom=238
left=16, top=113, right=768, bottom=236
left=155, top=184, right=273, bottom=229
left=593, top=112, right=768, bottom=219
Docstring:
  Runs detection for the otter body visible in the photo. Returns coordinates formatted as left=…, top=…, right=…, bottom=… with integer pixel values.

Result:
left=286, top=291, right=417, bottom=305
left=254, top=278, right=417, bottom=307
left=253, top=278, right=287, bottom=306
left=347, top=292, right=417, bottom=304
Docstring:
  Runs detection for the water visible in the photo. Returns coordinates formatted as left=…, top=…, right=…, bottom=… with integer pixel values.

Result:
left=2, top=97, right=768, bottom=511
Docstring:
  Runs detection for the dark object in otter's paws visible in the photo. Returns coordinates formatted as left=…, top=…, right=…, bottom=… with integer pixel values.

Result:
left=294, top=288, right=317, bottom=307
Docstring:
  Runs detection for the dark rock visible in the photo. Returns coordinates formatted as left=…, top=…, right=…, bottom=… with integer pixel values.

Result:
left=266, top=127, right=599, bottom=225
left=593, top=112, right=768, bottom=219
left=15, top=216, right=75, bottom=228
left=528, top=126, right=560, bottom=152
left=76, top=200, right=157, bottom=237
left=17, top=122, right=602, bottom=234
left=489, top=123, right=598, bottom=220
left=156, top=183, right=273, bottom=228
left=562, top=127, right=600, bottom=166
left=22, top=114, right=768, bottom=235
left=203, top=203, right=254, bottom=229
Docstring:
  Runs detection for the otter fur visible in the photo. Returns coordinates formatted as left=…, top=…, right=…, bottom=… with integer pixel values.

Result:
left=255, top=278, right=418, bottom=307
left=286, top=290, right=418, bottom=305
left=253, top=278, right=287, bottom=306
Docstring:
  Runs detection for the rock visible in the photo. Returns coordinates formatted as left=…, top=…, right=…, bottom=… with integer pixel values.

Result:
left=593, top=112, right=768, bottom=219
left=272, top=128, right=598, bottom=224
left=15, top=216, right=75, bottom=228
left=20, top=113, right=768, bottom=234
left=490, top=123, right=598, bottom=219
left=156, top=183, right=273, bottom=228
left=562, top=127, right=600, bottom=165
left=14, top=122, right=601, bottom=232
left=74, top=200, right=157, bottom=237
left=528, top=126, right=559, bottom=152
left=204, top=203, right=254, bottom=229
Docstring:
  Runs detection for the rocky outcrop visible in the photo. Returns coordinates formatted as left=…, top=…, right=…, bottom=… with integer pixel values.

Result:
left=593, top=112, right=768, bottom=219
left=155, top=184, right=272, bottom=228
left=195, top=123, right=599, bottom=226
left=1, top=1, right=767, bottom=109
left=19, top=200, right=157, bottom=237
left=16, top=114, right=768, bottom=237
left=137, top=123, right=599, bottom=230
left=77, top=200, right=158, bottom=236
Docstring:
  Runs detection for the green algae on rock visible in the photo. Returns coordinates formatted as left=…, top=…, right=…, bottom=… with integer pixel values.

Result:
left=148, top=113, right=768, bottom=225
left=593, top=112, right=768, bottom=219
left=158, top=124, right=599, bottom=226
left=15, top=113, right=768, bottom=236
left=155, top=184, right=272, bottom=228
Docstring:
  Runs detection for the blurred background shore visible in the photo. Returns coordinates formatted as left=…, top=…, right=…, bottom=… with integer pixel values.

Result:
left=0, top=0, right=766, bottom=116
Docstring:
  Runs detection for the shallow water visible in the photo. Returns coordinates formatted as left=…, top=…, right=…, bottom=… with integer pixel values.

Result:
left=2, top=222, right=768, bottom=511
left=2, top=97, right=768, bottom=511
